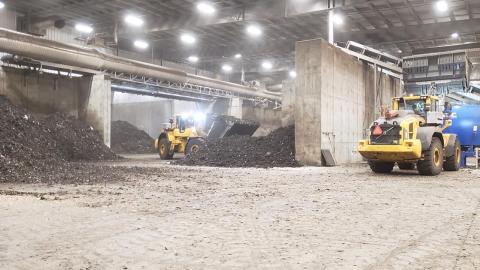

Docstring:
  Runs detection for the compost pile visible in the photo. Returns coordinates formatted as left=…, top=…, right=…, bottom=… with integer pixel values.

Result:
left=111, top=121, right=156, bottom=154
left=178, top=126, right=299, bottom=168
left=0, top=95, right=120, bottom=184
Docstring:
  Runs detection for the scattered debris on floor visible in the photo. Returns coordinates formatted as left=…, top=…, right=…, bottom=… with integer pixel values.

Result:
left=178, top=126, right=299, bottom=168
left=0, top=95, right=121, bottom=184
left=111, top=120, right=156, bottom=154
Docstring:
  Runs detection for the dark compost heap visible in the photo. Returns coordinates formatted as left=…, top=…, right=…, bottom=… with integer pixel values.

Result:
left=0, top=95, right=123, bottom=184
left=178, top=126, right=299, bottom=168
left=111, top=120, right=156, bottom=154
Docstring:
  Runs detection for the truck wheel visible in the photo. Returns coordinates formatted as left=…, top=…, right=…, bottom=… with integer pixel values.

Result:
left=185, top=138, right=205, bottom=156
left=417, top=137, right=443, bottom=176
left=368, top=161, right=395, bottom=173
left=443, top=138, right=461, bottom=171
left=398, top=162, right=415, bottom=170
left=159, top=138, right=173, bottom=160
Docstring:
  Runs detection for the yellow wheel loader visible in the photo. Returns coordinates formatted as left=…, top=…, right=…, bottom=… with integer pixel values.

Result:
left=155, top=114, right=260, bottom=160
left=358, top=95, right=461, bottom=176
left=155, top=115, right=206, bottom=160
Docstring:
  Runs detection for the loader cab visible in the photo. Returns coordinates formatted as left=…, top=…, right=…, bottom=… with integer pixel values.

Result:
left=392, top=95, right=443, bottom=125
left=176, top=115, right=195, bottom=133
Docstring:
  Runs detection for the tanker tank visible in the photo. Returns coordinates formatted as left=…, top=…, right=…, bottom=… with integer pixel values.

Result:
left=445, top=105, right=480, bottom=167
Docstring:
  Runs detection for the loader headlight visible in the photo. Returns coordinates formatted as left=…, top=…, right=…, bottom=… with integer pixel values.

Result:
left=181, top=113, right=191, bottom=120
left=194, top=112, right=206, bottom=122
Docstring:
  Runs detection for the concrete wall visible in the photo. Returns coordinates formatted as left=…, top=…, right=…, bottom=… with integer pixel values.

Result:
left=0, top=67, right=112, bottom=146
left=112, top=96, right=202, bottom=138
left=112, top=100, right=173, bottom=138
left=242, top=102, right=284, bottom=136
left=295, top=39, right=401, bottom=165
left=0, top=67, right=86, bottom=117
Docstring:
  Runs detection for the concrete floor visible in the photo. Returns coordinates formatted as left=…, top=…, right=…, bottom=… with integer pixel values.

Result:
left=1, top=157, right=480, bottom=269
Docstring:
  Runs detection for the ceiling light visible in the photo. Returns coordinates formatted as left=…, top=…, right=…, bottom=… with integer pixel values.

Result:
left=246, top=25, right=262, bottom=37
left=435, top=0, right=448, bottom=12
left=124, top=15, right=144, bottom=27
left=197, top=2, right=216, bottom=15
left=134, top=40, right=149, bottom=49
left=262, top=61, right=273, bottom=70
left=289, top=70, right=297, bottom=78
left=75, top=23, right=93, bottom=34
left=181, top=33, right=196, bottom=45
left=188, top=56, right=199, bottom=63
left=451, top=32, right=459, bottom=39
left=397, top=49, right=403, bottom=53
left=333, top=14, right=344, bottom=25
left=0, top=2, right=5, bottom=9
left=222, top=64, right=233, bottom=72
left=234, top=54, right=242, bottom=59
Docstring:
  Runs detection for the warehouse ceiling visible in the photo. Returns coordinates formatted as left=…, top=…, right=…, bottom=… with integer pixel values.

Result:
left=4, top=0, right=480, bottom=82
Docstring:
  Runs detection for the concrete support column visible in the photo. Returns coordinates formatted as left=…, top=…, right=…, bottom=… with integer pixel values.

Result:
left=328, top=9, right=334, bottom=44
left=281, top=80, right=295, bottom=127
left=295, top=39, right=325, bottom=166
left=81, top=74, right=112, bottom=147
left=229, top=97, right=243, bottom=119
left=295, top=38, right=401, bottom=165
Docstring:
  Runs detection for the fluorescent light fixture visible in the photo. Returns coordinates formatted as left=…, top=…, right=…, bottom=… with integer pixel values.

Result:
left=246, top=25, right=262, bottom=37
left=451, top=32, right=459, bottom=39
left=435, top=0, right=448, bottom=12
left=188, top=56, right=199, bottom=63
left=0, top=2, right=5, bottom=9
left=124, top=15, right=144, bottom=27
left=262, top=61, right=273, bottom=70
left=333, top=14, right=344, bottom=25
left=134, top=40, right=149, bottom=49
left=289, top=70, right=297, bottom=78
left=75, top=23, right=93, bottom=34
left=181, top=33, right=196, bottom=45
left=197, top=2, right=215, bottom=15
left=234, top=54, right=242, bottom=59
left=222, top=64, right=233, bottom=72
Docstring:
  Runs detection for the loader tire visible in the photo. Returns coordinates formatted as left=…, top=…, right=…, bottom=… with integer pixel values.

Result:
left=443, top=138, right=461, bottom=171
left=185, top=138, right=205, bottom=156
left=159, top=138, right=173, bottom=160
left=417, top=137, right=443, bottom=176
left=368, top=161, right=395, bottom=173
left=398, top=162, right=415, bottom=170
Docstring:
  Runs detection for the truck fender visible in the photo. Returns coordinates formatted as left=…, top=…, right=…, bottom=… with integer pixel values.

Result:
left=416, top=127, right=444, bottom=151
left=444, top=134, right=457, bottom=158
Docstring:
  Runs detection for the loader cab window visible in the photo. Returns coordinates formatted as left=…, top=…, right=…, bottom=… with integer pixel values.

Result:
left=177, top=115, right=195, bottom=132
left=399, top=99, right=426, bottom=115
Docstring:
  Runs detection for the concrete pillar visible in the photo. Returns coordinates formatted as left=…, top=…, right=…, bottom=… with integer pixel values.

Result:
left=328, top=9, right=334, bottom=44
left=81, top=74, right=112, bottom=147
left=295, top=39, right=325, bottom=166
left=295, top=38, right=400, bottom=165
left=281, top=80, right=295, bottom=126
left=229, top=98, right=243, bottom=119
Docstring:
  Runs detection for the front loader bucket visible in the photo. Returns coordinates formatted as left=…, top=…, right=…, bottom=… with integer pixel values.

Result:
left=207, top=115, right=259, bottom=140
